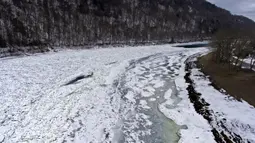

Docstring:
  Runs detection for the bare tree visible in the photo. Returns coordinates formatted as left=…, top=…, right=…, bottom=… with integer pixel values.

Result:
left=211, top=28, right=255, bottom=71
left=210, top=29, right=235, bottom=64
left=249, top=35, right=255, bottom=70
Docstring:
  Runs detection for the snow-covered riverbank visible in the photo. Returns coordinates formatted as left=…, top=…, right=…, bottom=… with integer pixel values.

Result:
left=187, top=56, right=255, bottom=143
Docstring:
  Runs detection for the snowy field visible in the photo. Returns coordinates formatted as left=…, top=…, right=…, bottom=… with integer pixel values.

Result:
left=0, top=44, right=255, bottom=143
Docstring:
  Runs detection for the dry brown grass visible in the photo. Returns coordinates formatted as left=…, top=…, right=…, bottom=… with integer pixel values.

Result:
left=198, top=53, right=255, bottom=106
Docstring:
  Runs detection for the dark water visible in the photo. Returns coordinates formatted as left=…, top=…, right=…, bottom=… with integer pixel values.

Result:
left=175, top=43, right=208, bottom=48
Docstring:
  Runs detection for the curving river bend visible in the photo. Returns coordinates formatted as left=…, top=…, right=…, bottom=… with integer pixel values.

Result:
left=112, top=52, right=193, bottom=143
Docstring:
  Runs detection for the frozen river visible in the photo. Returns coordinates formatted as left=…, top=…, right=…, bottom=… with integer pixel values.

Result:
left=0, top=44, right=255, bottom=143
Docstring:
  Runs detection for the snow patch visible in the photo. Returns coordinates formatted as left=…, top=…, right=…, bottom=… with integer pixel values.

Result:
left=140, top=100, right=151, bottom=109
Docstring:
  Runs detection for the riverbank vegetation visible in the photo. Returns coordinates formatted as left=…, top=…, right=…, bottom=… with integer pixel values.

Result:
left=210, top=28, right=255, bottom=71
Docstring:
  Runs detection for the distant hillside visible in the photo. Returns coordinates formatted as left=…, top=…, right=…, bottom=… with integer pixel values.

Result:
left=0, top=0, right=255, bottom=51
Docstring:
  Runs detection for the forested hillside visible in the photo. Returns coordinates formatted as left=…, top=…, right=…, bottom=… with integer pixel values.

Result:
left=0, top=0, right=254, bottom=51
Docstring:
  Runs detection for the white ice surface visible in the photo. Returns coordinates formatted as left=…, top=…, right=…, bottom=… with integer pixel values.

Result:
left=0, top=45, right=186, bottom=142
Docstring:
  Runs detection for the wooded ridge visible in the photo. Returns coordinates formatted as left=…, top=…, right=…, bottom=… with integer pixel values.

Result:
left=0, top=0, right=255, bottom=51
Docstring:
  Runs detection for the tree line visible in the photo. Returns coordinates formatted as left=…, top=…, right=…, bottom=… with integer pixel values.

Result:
left=211, top=28, right=255, bottom=70
left=1, top=0, right=254, bottom=50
